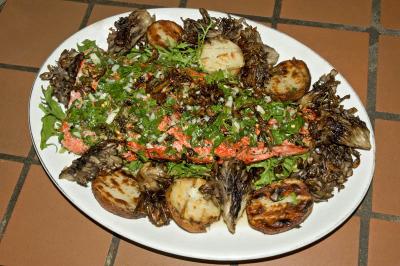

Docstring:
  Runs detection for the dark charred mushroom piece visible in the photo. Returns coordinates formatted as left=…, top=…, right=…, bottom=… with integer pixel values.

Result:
left=238, top=27, right=272, bottom=88
left=59, top=140, right=124, bottom=186
left=136, top=162, right=171, bottom=192
left=294, top=69, right=371, bottom=201
left=299, top=70, right=371, bottom=150
left=133, top=190, right=171, bottom=227
left=39, top=49, right=84, bottom=107
left=107, top=9, right=154, bottom=54
left=211, top=159, right=252, bottom=233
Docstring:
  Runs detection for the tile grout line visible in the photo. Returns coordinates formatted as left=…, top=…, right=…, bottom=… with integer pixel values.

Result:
left=104, top=235, right=120, bottom=266
left=371, top=212, right=400, bottom=223
left=0, top=153, right=28, bottom=164
left=271, top=0, right=282, bottom=29
left=358, top=1, right=380, bottom=266
left=278, top=17, right=369, bottom=32
left=79, top=0, right=96, bottom=29
left=179, top=0, right=187, bottom=8
left=375, top=111, right=400, bottom=121
left=0, top=146, right=36, bottom=242
left=0, top=63, right=39, bottom=73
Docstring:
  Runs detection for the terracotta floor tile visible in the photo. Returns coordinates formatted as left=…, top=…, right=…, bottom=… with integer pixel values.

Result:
left=88, top=5, right=134, bottom=26
left=376, top=35, right=400, bottom=114
left=381, top=0, right=400, bottom=29
left=372, top=120, right=400, bottom=215
left=0, top=160, right=23, bottom=219
left=118, top=0, right=180, bottom=7
left=114, top=239, right=227, bottom=266
left=0, top=165, right=111, bottom=266
left=280, top=0, right=371, bottom=26
left=187, top=0, right=274, bottom=17
left=242, top=217, right=360, bottom=266
left=368, top=219, right=400, bottom=266
left=0, top=0, right=86, bottom=67
left=277, top=24, right=369, bottom=105
left=0, top=69, right=35, bottom=156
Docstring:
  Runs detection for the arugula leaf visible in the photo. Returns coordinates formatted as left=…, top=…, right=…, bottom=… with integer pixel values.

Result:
left=247, top=158, right=278, bottom=188
left=247, top=154, right=308, bottom=189
left=167, top=162, right=212, bottom=178
left=39, top=86, right=65, bottom=149
left=41, top=87, right=65, bottom=120
left=40, top=115, right=58, bottom=149
left=123, top=160, right=144, bottom=175
left=77, top=39, right=98, bottom=52
left=205, top=70, right=228, bottom=84
left=157, top=42, right=198, bottom=68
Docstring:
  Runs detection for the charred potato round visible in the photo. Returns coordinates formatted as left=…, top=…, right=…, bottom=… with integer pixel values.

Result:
left=246, top=178, right=313, bottom=234
left=92, top=171, right=141, bottom=218
left=199, top=36, right=245, bottom=74
left=265, top=59, right=311, bottom=101
left=166, top=178, right=221, bottom=233
left=147, top=20, right=183, bottom=48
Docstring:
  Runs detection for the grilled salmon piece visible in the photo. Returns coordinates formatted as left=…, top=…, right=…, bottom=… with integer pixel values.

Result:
left=92, top=171, right=141, bottom=218
left=246, top=178, right=313, bottom=234
left=166, top=178, right=221, bottom=233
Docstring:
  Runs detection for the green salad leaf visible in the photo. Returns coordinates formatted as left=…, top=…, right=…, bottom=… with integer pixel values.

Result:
left=248, top=153, right=308, bottom=189
left=167, top=162, right=212, bottom=178
left=39, top=86, right=65, bottom=149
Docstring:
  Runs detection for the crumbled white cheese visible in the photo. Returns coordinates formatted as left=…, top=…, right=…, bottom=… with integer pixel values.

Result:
left=225, top=96, right=233, bottom=108
left=256, top=105, right=265, bottom=115
left=157, top=133, right=168, bottom=143
left=233, top=120, right=240, bottom=133
left=106, top=108, right=120, bottom=124
left=89, top=53, right=101, bottom=65
left=111, top=64, right=119, bottom=72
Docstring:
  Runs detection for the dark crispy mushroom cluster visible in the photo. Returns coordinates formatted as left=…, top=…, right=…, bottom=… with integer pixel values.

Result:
left=40, top=49, right=84, bottom=107
left=294, top=70, right=370, bottom=201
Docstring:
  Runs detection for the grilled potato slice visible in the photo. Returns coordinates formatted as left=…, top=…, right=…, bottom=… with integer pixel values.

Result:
left=199, top=36, right=245, bottom=74
left=92, top=171, right=141, bottom=218
left=265, top=59, right=311, bottom=101
left=166, top=178, right=221, bottom=233
left=246, top=178, right=313, bottom=234
left=147, top=20, right=183, bottom=48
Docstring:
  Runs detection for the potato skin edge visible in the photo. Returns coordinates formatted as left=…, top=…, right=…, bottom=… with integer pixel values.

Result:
left=165, top=180, right=220, bottom=233
left=91, top=175, right=138, bottom=219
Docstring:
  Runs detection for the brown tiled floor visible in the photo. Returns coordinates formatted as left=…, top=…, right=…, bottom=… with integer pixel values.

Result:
left=0, top=69, right=35, bottom=156
left=0, top=165, right=112, bottom=266
left=376, top=35, right=400, bottom=114
left=0, top=161, right=23, bottom=219
left=381, top=0, right=400, bottom=29
left=368, top=219, right=400, bottom=266
left=242, top=217, right=360, bottom=266
left=121, top=0, right=180, bottom=7
left=114, top=240, right=223, bottom=266
left=1, top=1, right=400, bottom=266
left=0, top=0, right=86, bottom=67
left=187, top=0, right=275, bottom=17
left=280, top=0, right=371, bottom=26
left=372, top=120, right=400, bottom=216
left=88, top=5, right=134, bottom=26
